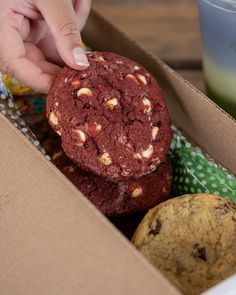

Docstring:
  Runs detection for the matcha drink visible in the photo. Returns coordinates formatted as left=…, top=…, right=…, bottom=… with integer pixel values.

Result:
left=198, top=0, right=236, bottom=118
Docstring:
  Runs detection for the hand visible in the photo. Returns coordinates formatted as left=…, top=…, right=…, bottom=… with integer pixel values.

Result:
left=0, top=0, right=91, bottom=94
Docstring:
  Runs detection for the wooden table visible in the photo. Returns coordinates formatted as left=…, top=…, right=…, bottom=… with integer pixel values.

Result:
left=93, top=0, right=205, bottom=93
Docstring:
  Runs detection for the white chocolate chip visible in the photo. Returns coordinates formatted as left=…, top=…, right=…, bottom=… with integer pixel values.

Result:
left=63, top=166, right=75, bottom=173
left=141, top=145, right=154, bottom=159
left=136, top=74, right=147, bottom=85
left=106, top=98, right=118, bottom=109
left=52, top=151, right=62, bottom=160
left=131, top=186, right=143, bottom=198
left=116, top=60, right=123, bottom=64
left=95, top=56, right=105, bottom=62
left=152, top=126, right=159, bottom=140
left=94, top=122, right=102, bottom=132
left=64, top=78, right=68, bottom=83
left=77, top=88, right=92, bottom=97
left=149, top=163, right=158, bottom=172
left=142, top=98, right=152, bottom=113
left=56, top=130, right=62, bottom=136
left=133, top=152, right=142, bottom=160
left=75, top=130, right=86, bottom=146
left=49, top=111, right=58, bottom=126
left=134, top=66, right=140, bottom=71
left=98, top=153, right=112, bottom=166
left=125, top=74, right=139, bottom=84
left=134, top=145, right=154, bottom=160
left=55, top=102, right=59, bottom=107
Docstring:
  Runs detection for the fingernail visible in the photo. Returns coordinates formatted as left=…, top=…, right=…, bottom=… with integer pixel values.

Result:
left=72, top=47, right=89, bottom=68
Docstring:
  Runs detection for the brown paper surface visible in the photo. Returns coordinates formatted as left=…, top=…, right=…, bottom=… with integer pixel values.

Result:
left=0, top=114, right=179, bottom=295
left=1, top=8, right=236, bottom=295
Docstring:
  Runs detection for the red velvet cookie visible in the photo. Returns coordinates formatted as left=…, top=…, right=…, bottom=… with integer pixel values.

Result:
left=47, top=51, right=172, bottom=181
left=47, top=139, right=172, bottom=217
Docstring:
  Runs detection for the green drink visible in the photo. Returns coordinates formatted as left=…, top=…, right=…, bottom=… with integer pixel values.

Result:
left=198, top=0, right=236, bottom=118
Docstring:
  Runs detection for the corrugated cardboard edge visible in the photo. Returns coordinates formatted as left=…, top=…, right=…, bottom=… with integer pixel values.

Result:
left=0, top=112, right=181, bottom=295
left=83, top=9, right=236, bottom=177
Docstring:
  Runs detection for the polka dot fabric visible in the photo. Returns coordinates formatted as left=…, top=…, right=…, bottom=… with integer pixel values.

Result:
left=1, top=72, right=236, bottom=202
left=170, top=126, right=236, bottom=201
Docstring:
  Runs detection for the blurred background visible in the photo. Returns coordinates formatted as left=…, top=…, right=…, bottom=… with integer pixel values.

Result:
left=94, top=0, right=204, bottom=93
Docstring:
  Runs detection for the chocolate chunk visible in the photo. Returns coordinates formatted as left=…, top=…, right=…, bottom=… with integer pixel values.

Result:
left=215, top=202, right=231, bottom=214
left=149, top=219, right=162, bottom=235
left=176, top=261, right=186, bottom=275
left=228, top=201, right=236, bottom=210
left=193, top=243, right=207, bottom=261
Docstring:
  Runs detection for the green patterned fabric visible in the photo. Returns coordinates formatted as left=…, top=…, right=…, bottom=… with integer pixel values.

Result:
left=170, top=127, right=236, bottom=201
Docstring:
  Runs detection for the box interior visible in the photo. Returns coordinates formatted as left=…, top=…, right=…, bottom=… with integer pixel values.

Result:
left=1, top=8, right=236, bottom=295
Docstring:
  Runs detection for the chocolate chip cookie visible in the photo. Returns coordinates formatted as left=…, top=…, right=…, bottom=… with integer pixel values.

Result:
left=47, top=51, right=172, bottom=181
left=132, top=194, right=236, bottom=295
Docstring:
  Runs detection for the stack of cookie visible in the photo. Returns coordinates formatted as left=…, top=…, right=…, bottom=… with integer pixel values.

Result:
left=46, top=51, right=173, bottom=217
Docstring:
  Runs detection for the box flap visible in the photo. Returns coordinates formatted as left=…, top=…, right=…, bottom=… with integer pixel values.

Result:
left=0, top=113, right=180, bottom=294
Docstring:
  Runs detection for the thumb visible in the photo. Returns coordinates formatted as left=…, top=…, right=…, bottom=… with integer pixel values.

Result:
left=36, top=0, right=89, bottom=70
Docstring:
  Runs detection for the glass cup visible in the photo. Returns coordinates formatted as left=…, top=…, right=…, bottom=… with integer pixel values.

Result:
left=198, top=0, right=236, bottom=118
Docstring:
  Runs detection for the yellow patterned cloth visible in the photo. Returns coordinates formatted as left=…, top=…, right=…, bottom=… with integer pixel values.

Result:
left=2, top=74, right=35, bottom=96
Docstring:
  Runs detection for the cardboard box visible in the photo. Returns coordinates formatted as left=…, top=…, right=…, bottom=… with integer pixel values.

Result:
left=1, top=9, right=236, bottom=295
